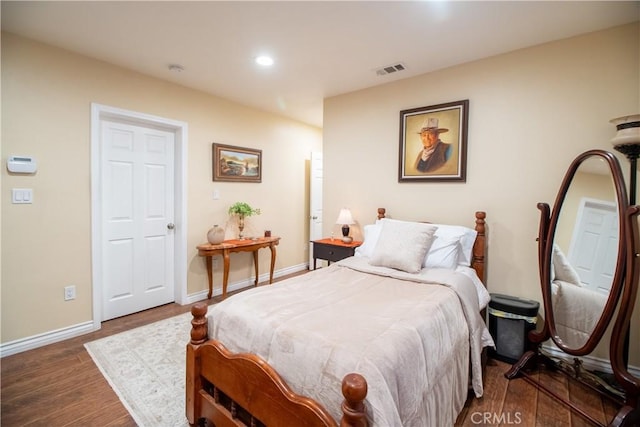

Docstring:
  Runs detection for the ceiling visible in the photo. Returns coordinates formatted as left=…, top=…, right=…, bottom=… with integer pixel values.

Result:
left=2, top=1, right=638, bottom=127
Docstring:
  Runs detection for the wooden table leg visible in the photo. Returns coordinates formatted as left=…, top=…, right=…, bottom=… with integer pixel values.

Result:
left=222, top=250, right=230, bottom=299
left=252, top=250, right=259, bottom=287
left=205, top=256, right=213, bottom=299
left=269, top=244, right=277, bottom=284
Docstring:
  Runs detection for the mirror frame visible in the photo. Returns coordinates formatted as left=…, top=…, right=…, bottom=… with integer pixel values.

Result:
left=610, top=205, right=640, bottom=402
left=541, top=149, right=628, bottom=355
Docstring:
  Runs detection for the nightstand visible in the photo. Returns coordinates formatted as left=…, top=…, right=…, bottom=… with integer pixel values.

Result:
left=312, top=238, right=362, bottom=270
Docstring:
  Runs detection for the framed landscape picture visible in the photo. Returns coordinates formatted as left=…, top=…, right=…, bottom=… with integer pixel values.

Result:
left=212, top=143, right=262, bottom=183
left=398, top=99, right=468, bottom=182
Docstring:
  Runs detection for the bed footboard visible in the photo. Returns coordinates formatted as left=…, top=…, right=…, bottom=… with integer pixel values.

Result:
left=186, top=303, right=368, bottom=427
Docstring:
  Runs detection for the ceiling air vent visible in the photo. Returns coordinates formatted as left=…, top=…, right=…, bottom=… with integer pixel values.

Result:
left=376, top=63, right=406, bottom=76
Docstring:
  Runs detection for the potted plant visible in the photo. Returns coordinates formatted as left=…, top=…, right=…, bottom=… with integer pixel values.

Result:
left=228, top=202, right=260, bottom=239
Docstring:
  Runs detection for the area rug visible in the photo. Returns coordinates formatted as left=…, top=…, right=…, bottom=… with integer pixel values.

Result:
left=84, top=310, right=202, bottom=426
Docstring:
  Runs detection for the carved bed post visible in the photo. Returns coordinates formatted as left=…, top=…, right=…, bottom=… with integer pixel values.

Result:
left=377, top=208, right=386, bottom=220
left=186, top=303, right=208, bottom=425
left=472, top=211, right=486, bottom=284
left=190, top=303, right=208, bottom=345
left=340, top=373, right=368, bottom=427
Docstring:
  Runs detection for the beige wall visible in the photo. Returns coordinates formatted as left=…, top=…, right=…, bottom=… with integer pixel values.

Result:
left=1, top=33, right=322, bottom=343
left=323, top=24, right=640, bottom=366
left=2, top=23, right=639, bottom=369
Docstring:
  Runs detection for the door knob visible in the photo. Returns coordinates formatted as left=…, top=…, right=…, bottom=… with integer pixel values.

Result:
left=167, top=223, right=175, bottom=230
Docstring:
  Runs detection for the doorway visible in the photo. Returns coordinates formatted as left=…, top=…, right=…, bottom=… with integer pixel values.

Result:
left=91, top=104, right=188, bottom=326
left=567, top=197, right=618, bottom=294
left=309, top=151, right=323, bottom=268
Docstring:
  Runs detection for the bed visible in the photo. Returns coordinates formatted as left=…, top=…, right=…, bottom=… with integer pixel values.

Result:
left=186, top=210, right=493, bottom=427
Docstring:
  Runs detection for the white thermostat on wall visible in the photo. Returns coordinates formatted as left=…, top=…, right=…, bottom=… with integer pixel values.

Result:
left=7, top=156, right=37, bottom=174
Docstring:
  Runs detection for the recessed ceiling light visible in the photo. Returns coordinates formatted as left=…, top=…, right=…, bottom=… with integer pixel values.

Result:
left=255, top=55, right=274, bottom=67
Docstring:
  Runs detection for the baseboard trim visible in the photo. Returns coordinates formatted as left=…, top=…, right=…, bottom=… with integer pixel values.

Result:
left=1, top=263, right=310, bottom=357
left=1, top=321, right=96, bottom=358
left=542, top=344, right=640, bottom=379
left=183, top=262, right=309, bottom=305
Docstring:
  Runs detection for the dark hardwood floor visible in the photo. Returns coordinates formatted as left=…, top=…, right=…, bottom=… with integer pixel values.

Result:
left=1, top=300, right=197, bottom=426
left=1, top=276, right=622, bottom=426
left=454, top=358, right=620, bottom=427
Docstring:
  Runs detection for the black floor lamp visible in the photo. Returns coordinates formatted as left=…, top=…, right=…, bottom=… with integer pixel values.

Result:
left=610, top=114, right=640, bottom=368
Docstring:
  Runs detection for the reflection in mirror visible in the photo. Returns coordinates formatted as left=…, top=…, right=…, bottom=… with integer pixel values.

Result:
left=506, top=150, right=637, bottom=426
left=549, top=156, right=620, bottom=351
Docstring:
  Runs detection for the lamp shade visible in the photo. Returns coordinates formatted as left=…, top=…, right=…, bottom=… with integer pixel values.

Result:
left=335, top=208, right=355, bottom=225
left=610, top=114, right=640, bottom=147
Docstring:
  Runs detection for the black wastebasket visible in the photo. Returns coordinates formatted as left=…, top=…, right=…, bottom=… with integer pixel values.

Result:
left=488, top=293, right=539, bottom=364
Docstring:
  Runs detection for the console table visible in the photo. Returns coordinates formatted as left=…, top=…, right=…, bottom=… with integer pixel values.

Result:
left=196, top=237, right=280, bottom=299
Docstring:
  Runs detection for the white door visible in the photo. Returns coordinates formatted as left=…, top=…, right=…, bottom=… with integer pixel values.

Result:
left=101, top=120, right=175, bottom=320
left=309, top=152, right=323, bottom=268
left=568, top=198, right=618, bottom=295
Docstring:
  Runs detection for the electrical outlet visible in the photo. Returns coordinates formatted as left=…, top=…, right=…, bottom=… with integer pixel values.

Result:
left=212, top=257, right=220, bottom=269
left=64, top=285, right=76, bottom=301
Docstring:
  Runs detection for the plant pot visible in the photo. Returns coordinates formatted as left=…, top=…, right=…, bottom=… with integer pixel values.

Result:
left=238, top=216, right=245, bottom=239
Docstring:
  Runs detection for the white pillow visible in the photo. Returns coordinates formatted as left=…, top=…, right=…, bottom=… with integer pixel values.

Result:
left=369, top=221, right=438, bottom=273
left=423, top=235, right=461, bottom=269
left=354, top=223, right=383, bottom=258
left=355, top=218, right=478, bottom=268
left=432, top=224, right=477, bottom=267
left=552, top=244, right=582, bottom=286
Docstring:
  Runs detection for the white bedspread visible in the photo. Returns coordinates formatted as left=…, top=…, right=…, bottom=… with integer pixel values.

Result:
left=208, top=257, right=494, bottom=426
left=551, top=279, right=608, bottom=348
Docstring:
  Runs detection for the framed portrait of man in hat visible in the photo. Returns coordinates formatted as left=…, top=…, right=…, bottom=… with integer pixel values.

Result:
left=398, top=99, right=468, bottom=182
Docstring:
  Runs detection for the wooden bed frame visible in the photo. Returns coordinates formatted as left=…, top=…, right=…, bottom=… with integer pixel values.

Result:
left=186, top=210, right=487, bottom=427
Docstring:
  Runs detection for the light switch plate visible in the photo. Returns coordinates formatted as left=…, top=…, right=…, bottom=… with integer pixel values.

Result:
left=12, top=188, right=33, bottom=204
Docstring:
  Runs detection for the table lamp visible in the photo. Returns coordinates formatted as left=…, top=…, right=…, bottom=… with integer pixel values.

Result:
left=336, top=208, right=355, bottom=243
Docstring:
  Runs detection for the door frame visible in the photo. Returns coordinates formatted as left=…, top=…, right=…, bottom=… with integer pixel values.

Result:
left=90, top=103, right=188, bottom=329
left=308, top=151, right=323, bottom=268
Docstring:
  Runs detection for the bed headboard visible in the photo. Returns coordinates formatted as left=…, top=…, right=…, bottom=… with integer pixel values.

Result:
left=375, top=208, right=487, bottom=287
left=471, top=211, right=487, bottom=286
